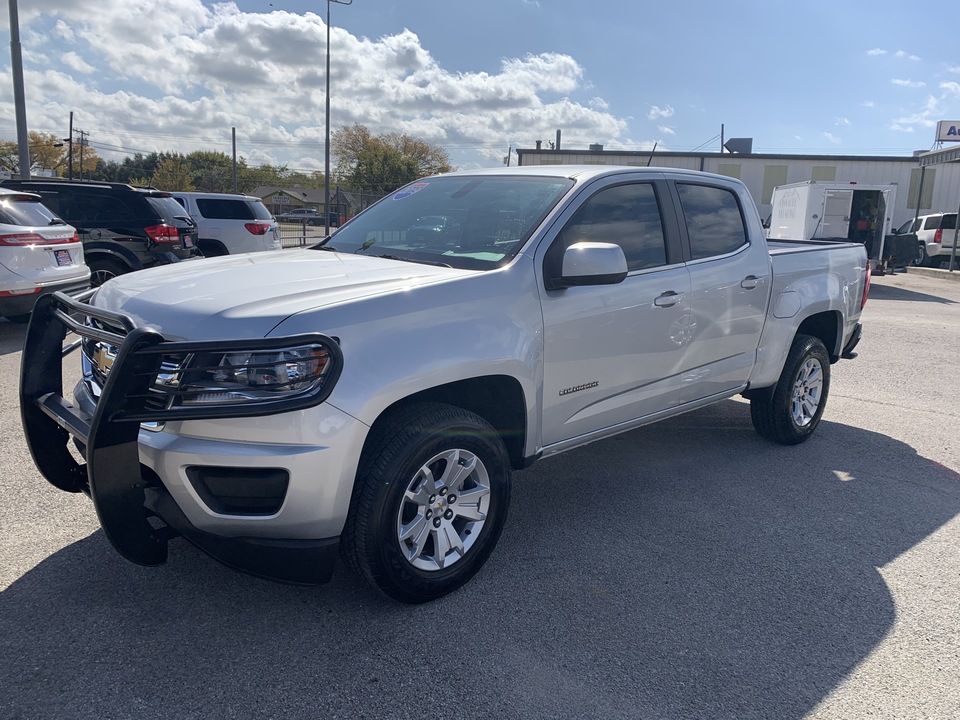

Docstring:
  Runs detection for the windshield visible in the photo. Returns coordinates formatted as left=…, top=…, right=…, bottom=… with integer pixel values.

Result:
left=318, top=175, right=573, bottom=270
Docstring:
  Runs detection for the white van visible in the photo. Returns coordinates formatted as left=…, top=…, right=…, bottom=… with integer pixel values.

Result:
left=0, top=187, right=89, bottom=323
left=170, top=192, right=281, bottom=257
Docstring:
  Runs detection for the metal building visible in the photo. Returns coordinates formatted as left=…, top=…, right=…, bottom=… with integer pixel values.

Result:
left=515, top=146, right=960, bottom=231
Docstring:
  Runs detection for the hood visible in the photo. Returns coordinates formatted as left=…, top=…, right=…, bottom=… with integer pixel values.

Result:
left=93, top=248, right=475, bottom=339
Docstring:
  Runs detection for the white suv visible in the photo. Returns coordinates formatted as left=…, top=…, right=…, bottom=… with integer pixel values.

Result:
left=0, top=187, right=89, bottom=323
left=894, top=212, right=958, bottom=268
left=170, top=192, right=281, bottom=257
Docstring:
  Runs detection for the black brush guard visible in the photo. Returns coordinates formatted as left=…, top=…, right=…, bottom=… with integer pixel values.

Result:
left=20, top=290, right=343, bottom=583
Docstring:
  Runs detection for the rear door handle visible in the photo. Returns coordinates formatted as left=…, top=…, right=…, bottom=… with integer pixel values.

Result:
left=741, top=275, right=760, bottom=289
left=654, top=291, right=684, bottom=308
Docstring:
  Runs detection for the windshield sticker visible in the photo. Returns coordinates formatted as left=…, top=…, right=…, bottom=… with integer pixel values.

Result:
left=393, top=183, right=429, bottom=200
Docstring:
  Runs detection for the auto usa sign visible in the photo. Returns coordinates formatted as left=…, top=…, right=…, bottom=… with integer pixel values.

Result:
left=936, top=121, right=960, bottom=142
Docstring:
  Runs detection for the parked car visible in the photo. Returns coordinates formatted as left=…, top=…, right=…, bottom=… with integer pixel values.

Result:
left=276, top=207, right=339, bottom=227
left=892, top=212, right=958, bottom=268
left=406, top=214, right=460, bottom=245
left=169, top=192, right=281, bottom=256
left=20, top=166, right=869, bottom=603
left=0, top=179, right=199, bottom=286
left=0, top=187, right=89, bottom=322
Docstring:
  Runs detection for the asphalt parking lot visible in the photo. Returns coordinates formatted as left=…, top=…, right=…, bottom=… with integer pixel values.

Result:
left=1, top=269, right=958, bottom=720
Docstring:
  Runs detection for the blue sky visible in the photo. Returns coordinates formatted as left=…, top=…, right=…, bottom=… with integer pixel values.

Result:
left=2, top=0, right=959, bottom=172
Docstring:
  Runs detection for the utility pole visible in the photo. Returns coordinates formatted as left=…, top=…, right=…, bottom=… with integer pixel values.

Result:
left=232, top=127, right=238, bottom=193
left=9, top=0, right=31, bottom=180
left=76, top=129, right=88, bottom=181
left=65, top=111, right=74, bottom=180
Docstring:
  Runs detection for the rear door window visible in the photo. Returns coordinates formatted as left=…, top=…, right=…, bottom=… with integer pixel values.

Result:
left=676, top=183, right=748, bottom=260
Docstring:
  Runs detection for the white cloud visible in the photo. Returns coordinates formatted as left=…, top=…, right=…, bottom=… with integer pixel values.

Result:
left=823, top=132, right=841, bottom=144
left=891, top=79, right=926, bottom=88
left=835, top=117, right=851, bottom=127
left=867, top=48, right=886, bottom=56
left=941, top=82, right=960, bottom=97
left=62, top=51, right=94, bottom=74
left=0, top=0, right=629, bottom=169
left=647, top=104, right=674, bottom=120
left=890, top=95, right=941, bottom=131
left=862, top=100, right=875, bottom=108
left=658, top=126, right=675, bottom=135
left=894, top=50, right=921, bottom=61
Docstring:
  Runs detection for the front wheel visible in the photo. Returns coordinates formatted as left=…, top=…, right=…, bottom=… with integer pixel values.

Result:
left=342, top=403, right=511, bottom=603
left=750, top=334, right=831, bottom=445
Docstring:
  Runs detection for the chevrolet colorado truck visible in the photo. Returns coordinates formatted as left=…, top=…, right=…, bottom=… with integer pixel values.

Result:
left=20, top=166, right=869, bottom=603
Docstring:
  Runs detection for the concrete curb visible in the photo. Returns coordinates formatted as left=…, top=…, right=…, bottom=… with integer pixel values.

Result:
left=903, top=266, right=960, bottom=281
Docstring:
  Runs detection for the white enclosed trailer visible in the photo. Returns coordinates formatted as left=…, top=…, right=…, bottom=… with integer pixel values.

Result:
left=767, top=181, right=898, bottom=268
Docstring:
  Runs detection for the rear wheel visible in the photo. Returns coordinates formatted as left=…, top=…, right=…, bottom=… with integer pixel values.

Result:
left=342, top=403, right=511, bottom=603
left=197, top=239, right=228, bottom=257
left=750, top=334, right=831, bottom=445
left=914, top=242, right=928, bottom=267
left=89, top=258, right=128, bottom=287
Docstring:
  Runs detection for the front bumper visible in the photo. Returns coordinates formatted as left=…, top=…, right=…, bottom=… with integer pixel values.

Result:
left=20, top=290, right=349, bottom=585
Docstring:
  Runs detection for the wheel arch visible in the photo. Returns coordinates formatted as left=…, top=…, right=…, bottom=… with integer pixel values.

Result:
left=197, top=238, right=229, bottom=257
left=363, top=375, right=528, bottom=470
left=82, top=243, right=142, bottom=272
left=796, top=310, right=842, bottom=362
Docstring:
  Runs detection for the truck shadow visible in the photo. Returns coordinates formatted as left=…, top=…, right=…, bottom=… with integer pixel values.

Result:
left=0, top=319, right=27, bottom=356
left=1, top=400, right=957, bottom=719
left=868, top=280, right=958, bottom=304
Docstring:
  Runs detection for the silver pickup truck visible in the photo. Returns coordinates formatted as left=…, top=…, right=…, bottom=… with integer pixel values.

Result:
left=20, top=166, right=869, bottom=603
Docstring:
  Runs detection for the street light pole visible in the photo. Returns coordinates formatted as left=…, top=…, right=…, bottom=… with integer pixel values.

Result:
left=324, top=0, right=352, bottom=236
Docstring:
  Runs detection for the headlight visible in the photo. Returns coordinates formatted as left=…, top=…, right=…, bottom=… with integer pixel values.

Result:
left=161, top=343, right=337, bottom=406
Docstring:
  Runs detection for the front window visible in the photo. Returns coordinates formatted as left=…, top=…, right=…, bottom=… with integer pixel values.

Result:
left=319, top=175, right=573, bottom=270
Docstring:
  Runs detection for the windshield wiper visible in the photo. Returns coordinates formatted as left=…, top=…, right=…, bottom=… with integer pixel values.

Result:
left=48, top=219, right=67, bottom=226
left=376, top=253, right=452, bottom=268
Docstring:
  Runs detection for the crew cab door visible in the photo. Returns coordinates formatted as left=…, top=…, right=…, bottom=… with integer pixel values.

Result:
left=671, top=180, right=770, bottom=403
left=537, top=176, right=692, bottom=447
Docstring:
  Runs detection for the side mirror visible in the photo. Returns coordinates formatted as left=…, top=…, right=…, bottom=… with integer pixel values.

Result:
left=557, top=241, right=628, bottom=288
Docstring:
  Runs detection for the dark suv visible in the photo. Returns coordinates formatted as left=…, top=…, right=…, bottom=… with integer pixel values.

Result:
left=0, top=179, right=199, bottom=285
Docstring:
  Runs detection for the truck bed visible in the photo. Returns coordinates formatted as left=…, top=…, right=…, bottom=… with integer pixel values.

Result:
left=766, top=238, right=862, bottom=255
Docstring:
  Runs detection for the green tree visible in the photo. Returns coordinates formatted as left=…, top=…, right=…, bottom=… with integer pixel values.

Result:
left=0, top=132, right=71, bottom=176
left=331, top=124, right=453, bottom=194
left=151, top=155, right=195, bottom=191
left=351, top=144, right=420, bottom=195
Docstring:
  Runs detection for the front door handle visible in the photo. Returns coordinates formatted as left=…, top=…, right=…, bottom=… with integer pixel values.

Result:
left=654, top=291, right=684, bottom=308
left=741, top=275, right=760, bottom=290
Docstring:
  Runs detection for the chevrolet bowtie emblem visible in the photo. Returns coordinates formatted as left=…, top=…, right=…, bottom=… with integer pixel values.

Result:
left=92, top=343, right=117, bottom=375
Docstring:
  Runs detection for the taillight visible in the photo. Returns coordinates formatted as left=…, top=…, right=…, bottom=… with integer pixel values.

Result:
left=244, top=222, right=271, bottom=236
left=861, top=263, right=871, bottom=309
left=934, top=228, right=942, bottom=244
left=0, top=230, right=79, bottom=246
left=144, top=224, right=180, bottom=243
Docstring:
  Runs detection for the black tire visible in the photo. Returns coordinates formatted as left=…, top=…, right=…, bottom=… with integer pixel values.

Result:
left=341, top=402, right=511, bottom=603
left=750, top=334, right=831, bottom=445
left=89, top=258, right=128, bottom=287
left=197, top=239, right=228, bottom=257
left=914, top=242, right=928, bottom=267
